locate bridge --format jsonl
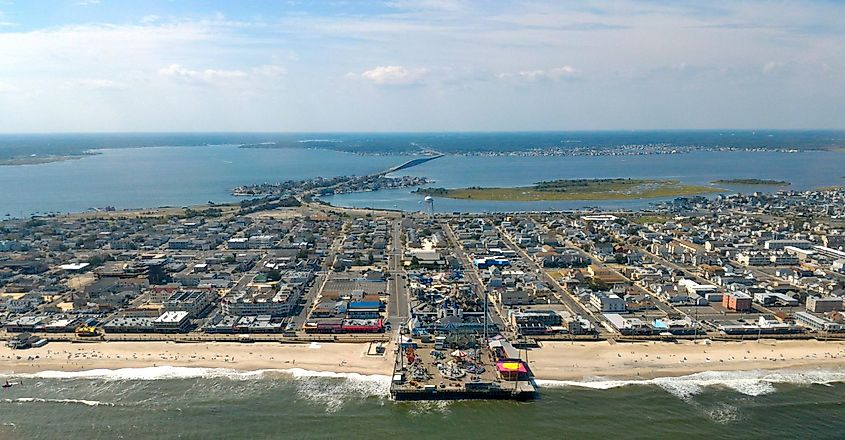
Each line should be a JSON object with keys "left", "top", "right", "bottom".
{"left": 380, "top": 153, "right": 444, "bottom": 175}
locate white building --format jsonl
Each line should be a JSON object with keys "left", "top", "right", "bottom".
{"left": 794, "top": 312, "right": 844, "bottom": 332}
{"left": 591, "top": 292, "right": 626, "bottom": 312}
{"left": 222, "top": 284, "right": 301, "bottom": 317}
{"left": 153, "top": 311, "right": 191, "bottom": 332}
{"left": 765, "top": 239, "right": 813, "bottom": 250}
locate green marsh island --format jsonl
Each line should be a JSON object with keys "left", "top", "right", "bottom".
{"left": 712, "top": 178, "right": 791, "bottom": 185}
{"left": 413, "top": 178, "right": 721, "bottom": 201}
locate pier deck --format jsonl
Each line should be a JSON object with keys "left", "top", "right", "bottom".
{"left": 389, "top": 342, "right": 537, "bottom": 401}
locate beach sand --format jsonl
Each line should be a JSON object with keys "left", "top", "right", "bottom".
{"left": 529, "top": 339, "right": 845, "bottom": 380}
{"left": 3, "top": 339, "right": 845, "bottom": 381}
{"left": 0, "top": 341, "right": 394, "bottom": 376}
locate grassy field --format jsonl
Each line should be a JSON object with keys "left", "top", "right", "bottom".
{"left": 416, "top": 179, "right": 721, "bottom": 201}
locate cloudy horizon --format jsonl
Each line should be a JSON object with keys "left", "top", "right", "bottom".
{"left": 0, "top": 0, "right": 843, "bottom": 133}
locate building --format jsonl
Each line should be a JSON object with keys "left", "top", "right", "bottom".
{"left": 603, "top": 313, "right": 651, "bottom": 335}
{"left": 498, "top": 288, "right": 532, "bottom": 306}
{"left": 794, "top": 312, "right": 844, "bottom": 332}
{"left": 737, "top": 252, "right": 773, "bottom": 266}
{"left": 222, "top": 284, "right": 301, "bottom": 317}
{"left": 346, "top": 301, "right": 382, "bottom": 319}
{"left": 162, "top": 288, "right": 215, "bottom": 318}
{"left": 765, "top": 239, "right": 813, "bottom": 251}
{"left": 103, "top": 316, "right": 156, "bottom": 333}
{"left": 590, "top": 292, "right": 626, "bottom": 312}
{"left": 723, "top": 292, "right": 753, "bottom": 312}
{"left": 153, "top": 311, "right": 191, "bottom": 332}
{"left": 806, "top": 296, "right": 844, "bottom": 313}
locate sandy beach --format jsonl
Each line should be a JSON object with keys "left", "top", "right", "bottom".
{"left": 0, "top": 341, "right": 394, "bottom": 376}
{"left": 3, "top": 339, "right": 845, "bottom": 381}
{"left": 529, "top": 339, "right": 845, "bottom": 380}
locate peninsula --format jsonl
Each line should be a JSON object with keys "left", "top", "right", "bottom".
{"left": 413, "top": 178, "right": 720, "bottom": 201}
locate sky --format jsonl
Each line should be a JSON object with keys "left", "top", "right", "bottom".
{"left": 0, "top": 0, "right": 843, "bottom": 132}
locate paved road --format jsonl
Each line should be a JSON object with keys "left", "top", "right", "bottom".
{"left": 440, "top": 221, "right": 507, "bottom": 334}
{"left": 496, "top": 225, "right": 609, "bottom": 334}
{"left": 294, "top": 234, "right": 343, "bottom": 329}
{"left": 386, "top": 220, "right": 409, "bottom": 328}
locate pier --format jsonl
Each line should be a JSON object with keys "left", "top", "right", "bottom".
{"left": 389, "top": 339, "right": 537, "bottom": 401}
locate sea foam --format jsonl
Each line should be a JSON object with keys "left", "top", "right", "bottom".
{"left": 535, "top": 368, "right": 845, "bottom": 400}
{"left": 9, "top": 365, "right": 390, "bottom": 383}
{"left": 3, "top": 397, "right": 114, "bottom": 407}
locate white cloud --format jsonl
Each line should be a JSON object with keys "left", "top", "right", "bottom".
{"left": 64, "top": 78, "right": 126, "bottom": 90}
{"left": 498, "top": 66, "right": 578, "bottom": 82}
{"left": 158, "top": 64, "right": 286, "bottom": 86}
{"left": 139, "top": 15, "right": 161, "bottom": 24}
{"left": 385, "top": 0, "right": 466, "bottom": 12}
{"left": 0, "top": 81, "right": 18, "bottom": 93}
{"left": 0, "top": 11, "right": 15, "bottom": 26}
{"left": 347, "top": 65, "right": 430, "bottom": 85}
{"left": 159, "top": 64, "right": 248, "bottom": 83}
{"left": 762, "top": 61, "right": 782, "bottom": 74}
{"left": 252, "top": 65, "right": 287, "bottom": 77}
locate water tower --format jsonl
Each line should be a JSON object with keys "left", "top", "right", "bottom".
{"left": 423, "top": 195, "right": 434, "bottom": 217}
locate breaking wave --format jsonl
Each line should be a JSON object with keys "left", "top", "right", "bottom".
{"left": 536, "top": 368, "right": 845, "bottom": 400}
{"left": 9, "top": 366, "right": 390, "bottom": 384}
{"left": 3, "top": 397, "right": 114, "bottom": 407}
{"left": 4, "top": 366, "right": 392, "bottom": 412}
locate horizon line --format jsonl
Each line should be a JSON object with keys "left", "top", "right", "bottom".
{"left": 1, "top": 128, "right": 844, "bottom": 136}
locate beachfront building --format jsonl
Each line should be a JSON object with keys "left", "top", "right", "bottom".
{"left": 794, "top": 312, "right": 845, "bottom": 332}
{"left": 590, "top": 291, "right": 626, "bottom": 312}
{"left": 222, "top": 284, "right": 301, "bottom": 317}
{"left": 162, "top": 288, "right": 215, "bottom": 318}
{"left": 153, "top": 311, "right": 191, "bottom": 332}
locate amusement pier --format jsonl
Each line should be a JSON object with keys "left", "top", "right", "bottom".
{"left": 389, "top": 336, "right": 537, "bottom": 401}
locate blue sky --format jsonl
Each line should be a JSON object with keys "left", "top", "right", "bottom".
{"left": 0, "top": 0, "right": 843, "bottom": 132}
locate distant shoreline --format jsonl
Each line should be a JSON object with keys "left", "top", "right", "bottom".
{"left": 712, "top": 178, "right": 791, "bottom": 186}
{"left": 0, "top": 152, "right": 99, "bottom": 166}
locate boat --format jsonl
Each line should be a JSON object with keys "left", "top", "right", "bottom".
{"left": 2, "top": 380, "right": 20, "bottom": 389}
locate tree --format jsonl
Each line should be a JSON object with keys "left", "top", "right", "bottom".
{"left": 267, "top": 269, "right": 282, "bottom": 282}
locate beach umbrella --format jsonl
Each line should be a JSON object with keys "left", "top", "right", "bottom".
{"left": 450, "top": 349, "right": 467, "bottom": 358}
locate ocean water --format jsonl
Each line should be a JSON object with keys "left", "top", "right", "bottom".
{"left": 0, "top": 146, "right": 412, "bottom": 217}
{"left": 2, "top": 140, "right": 845, "bottom": 217}
{"left": 324, "top": 150, "right": 845, "bottom": 212}
{"left": 3, "top": 367, "right": 845, "bottom": 439}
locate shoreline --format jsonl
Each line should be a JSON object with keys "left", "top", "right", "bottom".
{"left": 0, "top": 152, "right": 99, "bottom": 166}
{"left": 5, "top": 339, "right": 845, "bottom": 383}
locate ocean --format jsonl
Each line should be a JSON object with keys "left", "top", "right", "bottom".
{"left": 3, "top": 367, "right": 845, "bottom": 439}
{"left": 1, "top": 131, "right": 845, "bottom": 217}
